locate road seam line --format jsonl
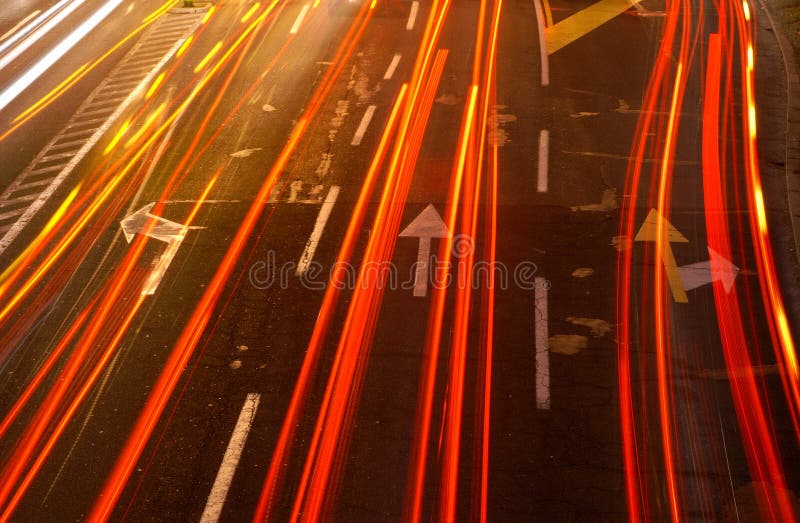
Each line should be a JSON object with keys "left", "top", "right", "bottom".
{"left": 535, "top": 277, "right": 550, "bottom": 410}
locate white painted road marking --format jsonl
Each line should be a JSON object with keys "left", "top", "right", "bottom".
{"left": 535, "top": 277, "right": 550, "bottom": 409}
{"left": 296, "top": 186, "right": 340, "bottom": 276}
{"left": 537, "top": 130, "right": 549, "bottom": 193}
{"left": 351, "top": 105, "right": 377, "bottom": 146}
{"left": 200, "top": 393, "right": 261, "bottom": 523}
{"left": 532, "top": 0, "right": 550, "bottom": 86}
{"left": 120, "top": 203, "right": 205, "bottom": 295}
{"left": 399, "top": 204, "right": 449, "bottom": 297}
{"left": 383, "top": 53, "right": 401, "bottom": 80}
{"left": 290, "top": 3, "right": 310, "bottom": 34}
{"left": 406, "top": 1, "right": 420, "bottom": 30}
{"left": 677, "top": 247, "right": 739, "bottom": 293}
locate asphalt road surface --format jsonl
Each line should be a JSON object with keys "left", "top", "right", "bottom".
{"left": 1, "top": 0, "right": 800, "bottom": 520}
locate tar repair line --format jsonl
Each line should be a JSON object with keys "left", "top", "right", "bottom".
{"left": 296, "top": 185, "right": 341, "bottom": 275}
{"left": 535, "top": 277, "right": 550, "bottom": 410}
{"left": 351, "top": 105, "right": 377, "bottom": 145}
{"left": 200, "top": 393, "right": 262, "bottom": 523}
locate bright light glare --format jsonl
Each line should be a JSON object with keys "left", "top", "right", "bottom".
{"left": 0, "top": 0, "right": 123, "bottom": 113}
{"left": 0, "top": 0, "right": 87, "bottom": 72}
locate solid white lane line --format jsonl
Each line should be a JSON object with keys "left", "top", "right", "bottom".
{"left": 534, "top": 277, "right": 550, "bottom": 410}
{"left": 531, "top": 0, "right": 550, "bottom": 86}
{"left": 200, "top": 393, "right": 262, "bottom": 523}
{"left": 296, "top": 186, "right": 340, "bottom": 276}
{"left": 351, "top": 105, "right": 377, "bottom": 146}
{"left": 290, "top": 3, "right": 311, "bottom": 34}
{"left": 406, "top": 1, "right": 420, "bottom": 30}
{"left": 537, "top": 130, "right": 549, "bottom": 193}
{"left": 383, "top": 53, "right": 401, "bottom": 80}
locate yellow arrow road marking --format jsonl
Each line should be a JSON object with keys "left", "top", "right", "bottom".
{"left": 635, "top": 208, "right": 689, "bottom": 303}
{"left": 545, "top": 0, "right": 642, "bottom": 55}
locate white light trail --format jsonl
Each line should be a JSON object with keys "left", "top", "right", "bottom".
{"left": 0, "top": 0, "right": 122, "bottom": 113}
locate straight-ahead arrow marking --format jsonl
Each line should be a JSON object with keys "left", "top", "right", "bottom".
{"left": 634, "top": 208, "right": 689, "bottom": 303}
{"left": 399, "top": 204, "right": 449, "bottom": 297}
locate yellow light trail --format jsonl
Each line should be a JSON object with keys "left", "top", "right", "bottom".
{"left": 103, "top": 119, "right": 131, "bottom": 154}
{"left": 124, "top": 103, "right": 166, "bottom": 148}
{"left": 242, "top": 2, "right": 261, "bottom": 22}
{"left": 194, "top": 41, "right": 223, "bottom": 73}
{"left": 176, "top": 35, "right": 193, "bottom": 57}
{"left": 145, "top": 72, "right": 165, "bottom": 99}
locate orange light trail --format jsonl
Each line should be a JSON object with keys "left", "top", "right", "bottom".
{"left": 253, "top": 83, "right": 408, "bottom": 521}
{"left": 439, "top": 83, "right": 480, "bottom": 522}
{"left": 615, "top": 0, "right": 683, "bottom": 517}
{"left": 702, "top": 31, "right": 796, "bottom": 522}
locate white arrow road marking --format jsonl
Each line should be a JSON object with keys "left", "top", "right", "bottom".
{"left": 296, "top": 186, "right": 340, "bottom": 276}
{"left": 535, "top": 277, "right": 550, "bottom": 410}
{"left": 120, "top": 203, "right": 186, "bottom": 243}
{"left": 200, "top": 393, "right": 261, "bottom": 523}
{"left": 399, "top": 204, "right": 449, "bottom": 297}
{"left": 677, "top": 247, "right": 739, "bottom": 293}
{"left": 120, "top": 203, "right": 203, "bottom": 295}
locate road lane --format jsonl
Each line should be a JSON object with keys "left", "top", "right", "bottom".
{"left": 1, "top": 0, "right": 799, "bottom": 521}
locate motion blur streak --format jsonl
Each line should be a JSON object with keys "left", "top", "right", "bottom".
{"left": 0, "top": 0, "right": 275, "bottom": 335}
{"left": 93, "top": 0, "right": 377, "bottom": 515}
{"left": 440, "top": 84, "right": 479, "bottom": 522}
{"left": 472, "top": 2, "right": 501, "bottom": 520}
{"left": 616, "top": 0, "right": 682, "bottom": 518}
{"left": 702, "top": 31, "right": 795, "bottom": 522}
{"left": 734, "top": 0, "right": 800, "bottom": 442}
{"left": 290, "top": 49, "right": 450, "bottom": 523}
{"left": 0, "top": 0, "right": 87, "bottom": 73}
{"left": 253, "top": 84, "right": 409, "bottom": 521}
{"left": 1, "top": 0, "right": 177, "bottom": 142}
{"left": 88, "top": 115, "right": 305, "bottom": 521}
{"left": 654, "top": 59, "right": 686, "bottom": 523}
{"left": 0, "top": 299, "right": 93, "bottom": 440}
{"left": 0, "top": 0, "right": 123, "bottom": 113}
